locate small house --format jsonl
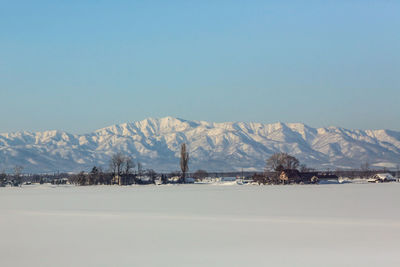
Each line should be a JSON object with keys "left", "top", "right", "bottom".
{"left": 368, "top": 173, "right": 396, "bottom": 183}
{"left": 280, "top": 170, "right": 338, "bottom": 184}
{"left": 315, "top": 173, "right": 339, "bottom": 183}
{"left": 279, "top": 169, "right": 301, "bottom": 183}
{"left": 112, "top": 175, "right": 122, "bottom": 185}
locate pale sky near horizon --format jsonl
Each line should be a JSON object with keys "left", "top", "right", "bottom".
{"left": 1, "top": 0, "right": 399, "bottom": 133}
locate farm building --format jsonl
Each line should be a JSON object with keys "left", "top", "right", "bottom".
{"left": 279, "top": 170, "right": 338, "bottom": 184}
{"left": 368, "top": 173, "right": 396, "bottom": 183}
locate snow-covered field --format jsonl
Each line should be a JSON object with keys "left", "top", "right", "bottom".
{"left": 1, "top": 183, "right": 400, "bottom": 267}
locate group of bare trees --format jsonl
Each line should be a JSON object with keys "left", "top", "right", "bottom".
{"left": 109, "top": 153, "right": 137, "bottom": 185}
{"left": 265, "top": 152, "right": 300, "bottom": 172}
{"left": 253, "top": 152, "right": 304, "bottom": 185}
{"left": 68, "top": 166, "right": 157, "bottom": 186}
{"left": 68, "top": 145, "right": 190, "bottom": 186}
{"left": 0, "top": 171, "right": 7, "bottom": 187}
{"left": 67, "top": 152, "right": 143, "bottom": 185}
{"left": 69, "top": 168, "right": 112, "bottom": 186}
{"left": 3, "top": 146, "right": 398, "bottom": 187}
{"left": 0, "top": 165, "right": 25, "bottom": 187}
{"left": 259, "top": 152, "right": 400, "bottom": 184}
{"left": 360, "top": 161, "right": 374, "bottom": 178}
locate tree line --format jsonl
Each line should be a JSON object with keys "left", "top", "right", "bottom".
{"left": 69, "top": 143, "right": 191, "bottom": 185}
{"left": 1, "top": 145, "right": 399, "bottom": 187}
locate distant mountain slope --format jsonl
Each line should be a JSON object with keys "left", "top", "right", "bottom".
{"left": 0, "top": 117, "right": 399, "bottom": 173}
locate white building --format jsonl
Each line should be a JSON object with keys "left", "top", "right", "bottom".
{"left": 367, "top": 173, "right": 396, "bottom": 183}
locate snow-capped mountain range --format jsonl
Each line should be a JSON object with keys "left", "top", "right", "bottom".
{"left": 1, "top": 117, "right": 399, "bottom": 173}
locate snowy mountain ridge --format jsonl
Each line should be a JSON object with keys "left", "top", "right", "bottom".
{"left": 1, "top": 117, "right": 399, "bottom": 173}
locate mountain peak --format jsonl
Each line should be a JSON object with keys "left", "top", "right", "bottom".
{"left": 0, "top": 117, "right": 399, "bottom": 173}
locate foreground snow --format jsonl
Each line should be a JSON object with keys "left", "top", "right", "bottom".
{"left": 1, "top": 183, "right": 400, "bottom": 267}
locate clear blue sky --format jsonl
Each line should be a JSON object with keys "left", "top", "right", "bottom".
{"left": 1, "top": 0, "right": 399, "bottom": 133}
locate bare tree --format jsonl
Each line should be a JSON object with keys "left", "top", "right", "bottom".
{"left": 109, "top": 152, "right": 125, "bottom": 185}
{"left": 284, "top": 154, "right": 299, "bottom": 170}
{"left": 0, "top": 170, "right": 7, "bottom": 187}
{"left": 180, "top": 143, "right": 189, "bottom": 183}
{"left": 89, "top": 166, "right": 99, "bottom": 185}
{"left": 69, "top": 171, "right": 87, "bottom": 185}
{"left": 137, "top": 162, "right": 143, "bottom": 177}
{"left": 110, "top": 153, "right": 125, "bottom": 177}
{"left": 266, "top": 152, "right": 299, "bottom": 171}
{"left": 13, "top": 165, "right": 24, "bottom": 186}
{"left": 146, "top": 169, "right": 157, "bottom": 184}
{"left": 122, "top": 156, "right": 135, "bottom": 185}
{"left": 360, "top": 161, "right": 371, "bottom": 178}
{"left": 124, "top": 156, "right": 135, "bottom": 176}
{"left": 77, "top": 171, "right": 87, "bottom": 186}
